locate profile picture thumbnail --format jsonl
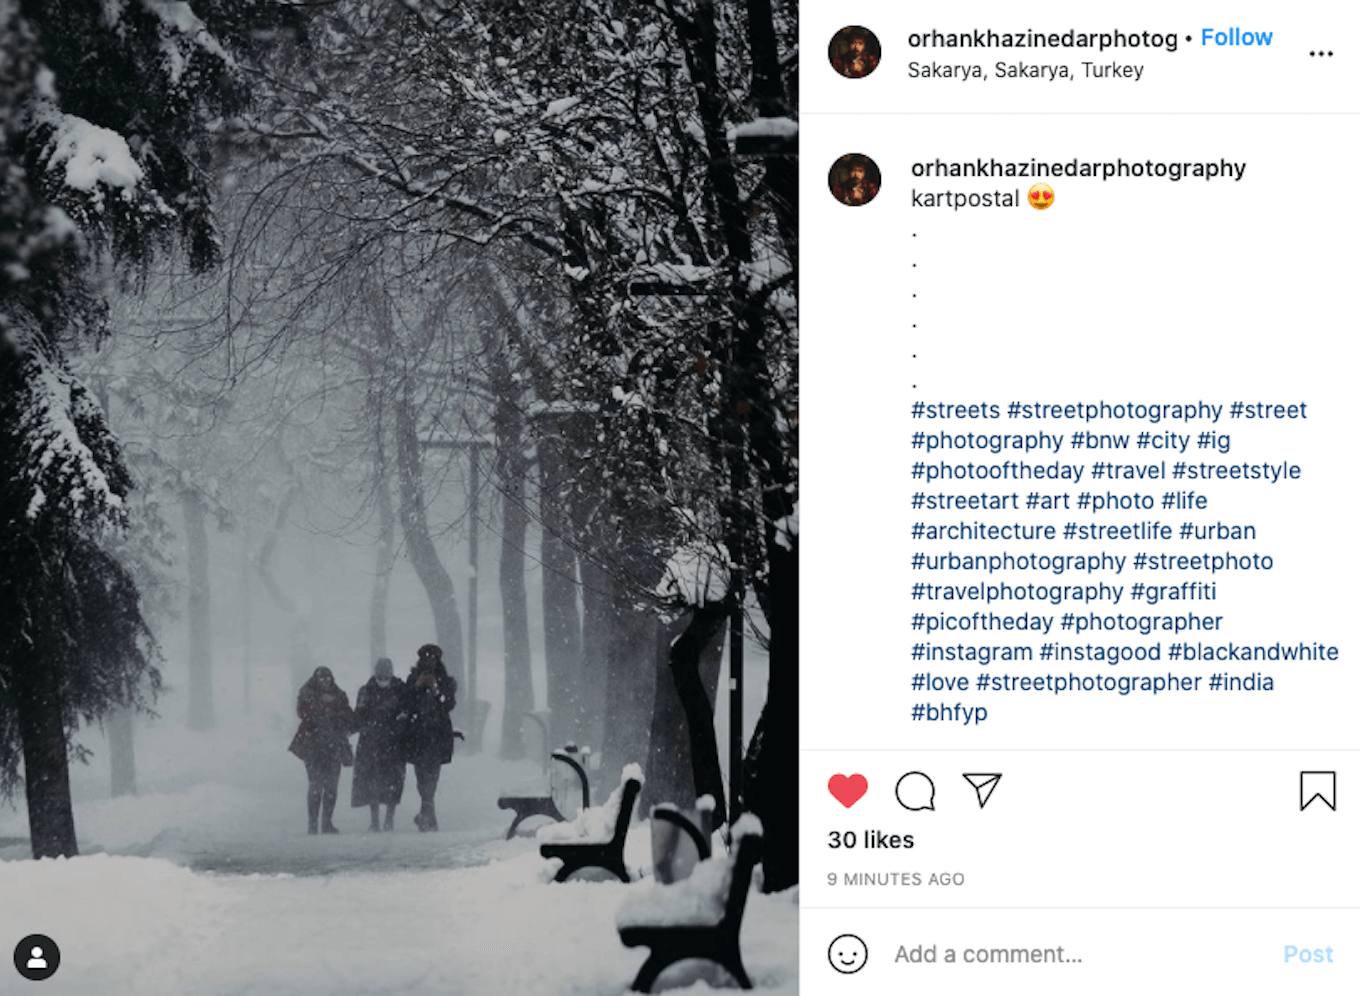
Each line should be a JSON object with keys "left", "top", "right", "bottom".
{"left": 828, "top": 153, "right": 881, "bottom": 207}
{"left": 829, "top": 25, "right": 881, "bottom": 79}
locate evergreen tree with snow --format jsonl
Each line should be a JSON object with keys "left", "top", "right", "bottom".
{"left": 0, "top": 0, "right": 301, "bottom": 858}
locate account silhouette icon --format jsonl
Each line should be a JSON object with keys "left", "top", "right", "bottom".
{"left": 13, "top": 934, "right": 60, "bottom": 981}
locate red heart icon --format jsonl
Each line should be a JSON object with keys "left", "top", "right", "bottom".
{"left": 1043, "top": 190, "right": 1052, "bottom": 201}
{"left": 1030, "top": 190, "right": 1042, "bottom": 200}
{"left": 828, "top": 773, "right": 868, "bottom": 808}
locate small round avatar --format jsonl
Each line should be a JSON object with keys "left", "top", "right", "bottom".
{"left": 13, "top": 934, "right": 61, "bottom": 981}
{"left": 828, "top": 933, "right": 869, "bottom": 974}
{"left": 828, "top": 153, "right": 881, "bottom": 207}
{"left": 829, "top": 26, "right": 881, "bottom": 79}
{"left": 1029, "top": 183, "right": 1055, "bottom": 210}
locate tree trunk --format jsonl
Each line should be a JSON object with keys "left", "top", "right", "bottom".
{"left": 392, "top": 382, "right": 465, "bottom": 689}
{"left": 537, "top": 427, "right": 583, "bottom": 746}
{"left": 661, "top": 601, "right": 732, "bottom": 826}
{"left": 601, "top": 596, "right": 658, "bottom": 781}
{"left": 107, "top": 707, "right": 136, "bottom": 798}
{"left": 577, "top": 553, "right": 613, "bottom": 752}
{"left": 254, "top": 484, "right": 298, "bottom": 615}
{"left": 369, "top": 462, "right": 396, "bottom": 663}
{"left": 644, "top": 611, "right": 725, "bottom": 812}
{"left": 183, "top": 488, "right": 213, "bottom": 730}
{"left": 744, "top": 537, "right": 798, "bottom": 891}
{"left": 497, "top": 429, "right": 533, "bottom": 760}
{"left": 744, "top": 0, "right": 797, "bottom": 258}
{"left": 240, "top": 520, "right": 252, "bottom": 715}
{"left": 13, "top": 643, "right": 79, "bottom": 858}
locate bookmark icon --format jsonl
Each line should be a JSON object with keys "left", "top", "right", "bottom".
{"left": 1300, "top": 771, "right": 1337, "bottom": 812}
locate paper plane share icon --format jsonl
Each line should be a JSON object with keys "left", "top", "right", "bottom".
{"left": 963, "top": 773, "right": 1002, "bottom": 809}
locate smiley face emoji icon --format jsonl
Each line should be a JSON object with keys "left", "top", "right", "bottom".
{"left": 828, "top": 934, "right": 869, "bottom": 974}
{"left": 1028, "top": 183, "right": 1055, "bottom": 210}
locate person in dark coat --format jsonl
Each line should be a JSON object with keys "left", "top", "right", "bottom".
{"left": 288, "top": 666, "right": 354, "bottom": 834}
{"left": 351, "top": 657, "right": 406, "bottom": 831}
{"left": 405, "top": 644, "right": 458, "bottom": 832}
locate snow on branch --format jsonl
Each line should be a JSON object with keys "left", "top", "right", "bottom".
{"left": 44, "top": 113, "right": 145, "bottom": 204}
{"left": 656, "top": 541, "right": 730, "bottom": 607}
{"left": 731, "top": 116, "right": 797, "bottom": 140}
{"left": 139, "top": 0, "right": 233, "bottom": 72}
{"left": 4, "top": 322, "right": 129, "bottom": 530}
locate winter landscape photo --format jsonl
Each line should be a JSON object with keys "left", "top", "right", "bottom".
{"left": 0, "top": 2, "right": 799, "bottom": 994}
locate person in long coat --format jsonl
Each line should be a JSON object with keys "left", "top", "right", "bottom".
{"left": 351, "top": 657, "right": 406, "bottom": 831}
{"left": 405, "top": 644, "right": 458, "bottom": 832}
{"left": 288, "top": 666, "right": 354, "bottom": 834}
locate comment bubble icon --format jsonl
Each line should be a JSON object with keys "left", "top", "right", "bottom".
{"left": 895, "top": 771, "right": 936, "bottom": 811}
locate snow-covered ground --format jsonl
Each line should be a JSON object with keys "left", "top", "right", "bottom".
{"left": 0, "top": 711, "right": 796, "bottom": 995}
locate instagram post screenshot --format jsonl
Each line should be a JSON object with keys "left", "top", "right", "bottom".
{"left": 1, "top": 1, "right": 1355, "bottom": 994}
{"left": 0, "top": 1, "right": 796, "bottom": 994}
{"left": 804, "top": 1, "right": 1357, "bottom": 994}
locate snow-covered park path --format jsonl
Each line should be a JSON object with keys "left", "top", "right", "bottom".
{"left": 0, "top": 713, "right": 798, "bottom": 995}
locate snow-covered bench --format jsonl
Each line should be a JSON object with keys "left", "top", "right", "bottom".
{"left": 538, "top": 766, "right": 642, "bottom": 883}
{"left": 616, "top": 816, "right": 762, "bottom": 992}
{"left": 497, "top": 745, "right": 589, "bottom": 840}
{"left": 650, "top": 801, "right": 713, "bottom": 884}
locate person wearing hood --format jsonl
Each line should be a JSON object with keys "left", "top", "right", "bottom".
{"left": 288, "top": 666, "right": 354, "bottom": 834}
{"left": 404, "top": 644, "right": 458, "bottom": 832}
{"left": 351, "top": 657, "right": 407, "bottom": 831}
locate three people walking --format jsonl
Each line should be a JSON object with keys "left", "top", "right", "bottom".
{"left": 289, "top": 646, "right": 458, "bottom": 834}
